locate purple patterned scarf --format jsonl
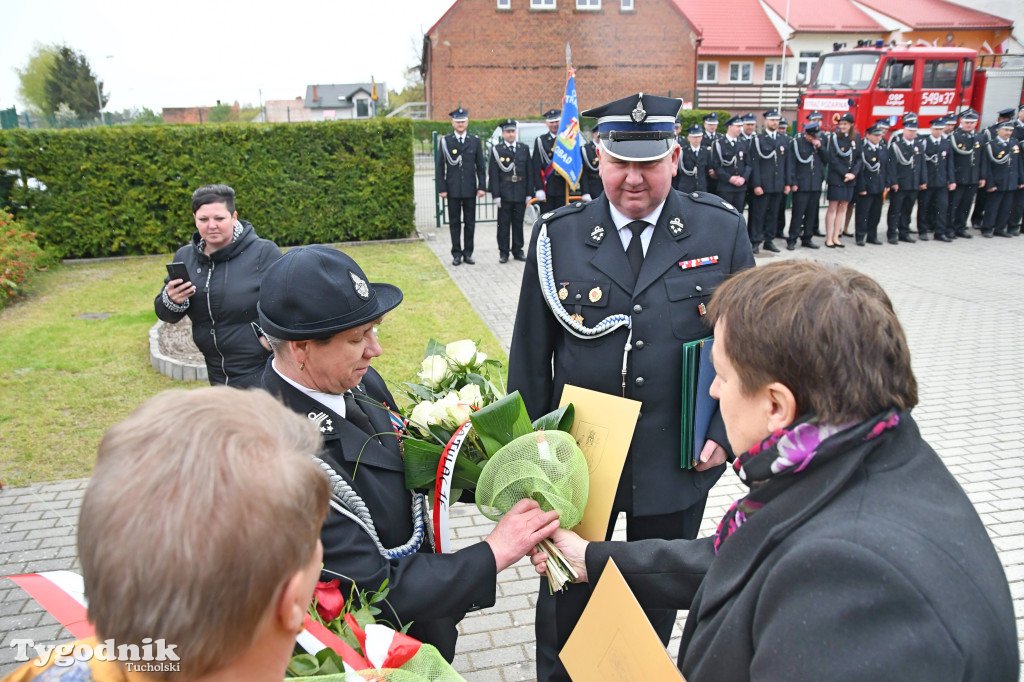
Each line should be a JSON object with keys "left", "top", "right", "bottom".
{"left": 713, "top": 409, "right": 900, "bottom": 553}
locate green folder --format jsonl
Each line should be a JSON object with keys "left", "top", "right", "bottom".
{"left": 681, "top": 336, "right": 717, "bottom": 468}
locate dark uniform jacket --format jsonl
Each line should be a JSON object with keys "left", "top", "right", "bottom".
{"left": 261, "top": 365, "right": 497, "bottom": 661}
{"left": 530, "top": 132, "right": 567, "bottom": 201}
{"left": 580, "top": 140, "right": 602, "bottom": 199}
{"left": 855, "top": 141, "right": 888, "bottom": 194}
{"left": 981, "top": 136, "right": 1020, "bottom": 192}
{"left": 749, "top": 131, "right": 789, "bottom": 193}
{"left": 1013, "top": 120, "right": 1024, "bottom": 143}
{"left": 155, "top": 220, "right": 281, "bottom": 387}
{"left": 508, "top": 191, "right": 755, "bottom": 517}
{"left": 789, "top": 136, "right": 826, "bottom": 191}
{"left": 587, "top": 414, "right": 1017, "bottom": 681}
{"left": 434, "top": 132, "right": 486, "bottom": 198}
{"left": 951, "top": 128, "right": 983, "bottom": 184}
{"left": 922, "top": 134, "right": 955, "bottom": 187}
{"left": 711, "top": 137, "right": 751, "bottom": 188}
{"left": 825, "top": 133, "right": 861, "bottom": 186}
{"left": 700, "top": 129, "right": 721, "bottom": 151}
{"left": 887, "top": 135, "right": 926, "bottom": 188}
{"left": 487, "top": 140, "right": 531, "bottom": 202}
{"left": 673, "top": 144, "right": 710, "bottom": 193}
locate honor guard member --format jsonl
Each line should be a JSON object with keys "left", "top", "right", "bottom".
{"left": 531, "top": 108, "right": 566, "bottom": 213}
{"left": 980, "top": 120, "right": 1020, "bottom": 237}
{"left": 1006, "top": 105, "right": 1024, "bottom": 235}
{"left": 886, "top": 113, "right": 926, "bottom": 244}
{"left": 875, "top": 118, "right": 892, "bottom": 148}
{"left": 435, "top": 107, "right": 486, "bottom": 266}
{"left": 673, "top": 124, "right": 710, "bottom": 193}
{"left": 774, "top": 117, "right": 791, "bottom": 243}
{"left": 580, "top": 128, "right": 603, "bottom": 201}
{"left": 855, "top": 123, "right": 888, "bottom": 245}
{"left": 972, "top": 107, "right": 1016, "bottom": 229}
{"left": 787, "top": 122, "right": 825, "bottom": 250}
{"left": 741, "top": 112, "right": 757, "bottom": 144}
{"left": 949, "top": 110, "right": 982, "bottom": 239}
{"left": 713, "top": 115, "right": 752, "bottom": 243}
{"left": 823, "top": 112, "right": 861, "bottom": 247}
{"left": 701, "top": 112, "right": 721, "bottom": 194}
{"left": 489, "top": 118, "right": 532, "bottom": 263}
{"left": 748, "top": 109, "right": 790, "bottom": 252}
{"left": 508, "top": 92, "right": 754, "bottom": 682}
{"left": 941, "top": 115, "right": 956, "bottom": 139}
{"left": 917, "top": 117, "right": 956, "bottom": 241}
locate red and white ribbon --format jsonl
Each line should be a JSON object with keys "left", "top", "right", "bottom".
{"left": 432, "top": 418, "right": 473, "bottom": 554}
{"left": 7, "top": 571, "right": 94, "bottom": 639}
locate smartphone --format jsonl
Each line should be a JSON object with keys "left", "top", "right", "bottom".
{"left": 165, "top": 262, "right": 192, "bottom": 286}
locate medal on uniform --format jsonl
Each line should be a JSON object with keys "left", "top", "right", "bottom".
{"left": 571, "top": 313, "right": 584, "bottom": 324}
{"left": 452, "top": 148, "right": 458, "bottom": 154}
{"left": 698, "top": 302, "right": 707, "bottom": 316}
{"left": 588, "top": 287, "right": 602, "bottom": 303}
{"left": 558, "top": 286, "right": 568, "bottom": 300}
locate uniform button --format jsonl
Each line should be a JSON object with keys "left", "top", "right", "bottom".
{"left": 695, "top": 285, "right": 703, "bottom": 292}
{"left": 635, "top": 340, "right": 644, "bottom": 349}
{"left": 633, "top": 304, "right": 642, "bottom": 313}
{"left": 575, "top": 293, "right": 582, "bottom": 300}
{"left": 635, "top": 377, "right": 645, "bottom": 386}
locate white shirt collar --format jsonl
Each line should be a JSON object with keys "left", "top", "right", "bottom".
{"left": 271, "top": 357, "right": 348, "bottom": 418}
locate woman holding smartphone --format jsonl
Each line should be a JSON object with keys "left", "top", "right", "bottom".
{"left": 155, "top": 184, "right": 282, "bottom": 388}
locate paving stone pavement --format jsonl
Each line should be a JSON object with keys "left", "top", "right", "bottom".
{"left": 2, "top": 170, "right": 1022, "bottom": 679}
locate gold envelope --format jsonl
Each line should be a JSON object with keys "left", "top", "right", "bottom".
{"left": 558, "top": 385, "right": 640, "bottom": 542}
{"left": 560, "top": 558, "right": 685, "bottom": 681}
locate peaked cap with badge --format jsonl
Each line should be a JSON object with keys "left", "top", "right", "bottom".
{"left": 582, "top": 92, "right": 682, "bottom": 162}
{"left": 449, "top": 107, "right": 469, "bottom": 121}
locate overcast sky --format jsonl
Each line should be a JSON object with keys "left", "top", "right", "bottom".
{"left": 2, "top": 0, "right": 457, "bottom": 113}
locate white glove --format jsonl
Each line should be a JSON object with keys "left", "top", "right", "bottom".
{"left": 582, "top": 193, "right": 592, "bottom": 202}
{"left": 535, "top": 190, "right": 547, "bottom": 201}
{"left": 495, "top": 197, "right": 502, "bottom": 208}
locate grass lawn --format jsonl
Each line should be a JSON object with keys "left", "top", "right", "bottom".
{"left": 0, "top": 242, "right": 506, "bottom": 487}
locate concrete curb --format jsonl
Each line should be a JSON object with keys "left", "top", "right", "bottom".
{"left": 148, "top": 321, "right": 207, "bottom": 382}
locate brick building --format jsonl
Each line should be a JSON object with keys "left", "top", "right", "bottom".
{"left": 160, "top": 102, "right": 240, "bottom": 124}
{"left": 421, "top": 0, "right": 701, "bottom": 120}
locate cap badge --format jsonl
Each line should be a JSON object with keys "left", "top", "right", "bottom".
{"left": 590, "top": 225, "right": 605, "bottom": 243}
{"left": 308, "top": 411, "right": 334, "bottom": 434}
{"left": 349, "top": 271, "right": 370, "bottom": 300}
{"left": 631, "top": 94, "right": 648, "bottom": 124}
{"left": 669, "top": 217, "right": 686, "bottom": 236}
{"left": 589, "top": 286, "right": 603, "bottom": 303}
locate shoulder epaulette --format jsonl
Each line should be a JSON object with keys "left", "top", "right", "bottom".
{"left": 539, "top": 201, "right": 588, "bottom": 225}
{"left": 683, "top": 190, "right": 741, "bottom": 216}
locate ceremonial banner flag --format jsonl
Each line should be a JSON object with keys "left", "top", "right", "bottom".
{"left": 551, "top": 68, "right": 583, "bottom": 191}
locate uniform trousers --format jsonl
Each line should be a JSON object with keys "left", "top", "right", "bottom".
{"left": 496, "top": 200, "right": 526, "bottom": 257}
{"left": 446, "top": 196, "right": 476, "bottom": 258}
{"left": 1008, "top": 187, "right": 1024, "bottom": 233}
{"left": 949, "top": 184, "right": 979, "bottom": 233}
{"left": 855, "top": 192, "right": 883, "bottom": 242}
{"left": 971, "top": 187, "right": 988, "bottom": 227}
{"left": 918, "top": 186, "right": 950, "bottom": 237}
{"left": 887, "top": 189, "right": 918, "bottom": 240}
{"left": 748, "top": 192, "right": 783, "bottom": 245}
{"left": 789, "top": 190, "right": 820, "bottom": 244}
{"left": 982, "top": 190, "right": 1014, "bottom": 234}
{"left": 717, "top": 187, "right": 747, "bottom": 221}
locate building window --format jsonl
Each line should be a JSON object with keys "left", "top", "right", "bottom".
{"left": 497, "top": 0, "right": 510, "bottom": 7}
{"left": 621, "top": 0, "right": 634, "bottom": 9}
{"left": 577, "top": 0, "right": 600, "bottom": 8}
{"left": 355, "top": 98, "right": 370, "bottom": 118}
{"left": 729, "top": 62, "right": 753, "bottom": 84}
{"left": 697, "top": 62, "right": 718, "bottom": 84}
{"left": 531, "top": 0, "right": 556, "bottom": 8}
{"left": 764, "top": 62, "right": 784, "bottom": 83}
{"left": 797, "top": 51, "right": 820, "bottom": 84}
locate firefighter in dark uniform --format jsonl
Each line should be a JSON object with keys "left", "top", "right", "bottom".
{"left": 489, "top": 118, "right": 532, "bottom": 263}
{"left": 823, "top": 112, "right": 861, "bottom": 247}
{"left": 949, "top": 109, "right": 982, "bottom": 239}
{"left": 672, "top": 124, "right": 710, "bottom": 193}
{"left": 787, "top": 122, "right": 825, "bottom": 250}
{"left": 435, "top": 107, "right": 486, "bottom": 266}
{"left": 701, "top": 112, "right": 722, "bottom": 195}
{"left": 875, "top": 118, "right": 891, "bottom": 148}
{"left": 917, "top": 117, "right": 956, "bottom": 241}
{"left": 531, "top": 108, "right": 566, "bottom": 213}
{"left": 580, "top": 128, "right": 602, "bottom": 201}
{"left": 713, "top": 115, "right": 752, "bottom": 246}
{"left": 774, "top": 117, "right": 792, "bottom": 242}
{"left": 748, "top": 109, "right": 790, "bottom": 253}
{"left": 971, "top": 107, "right": 1015, "bottom": 229}
{"left": 508, "top": 92, "right": 755, "bottom": 682}
{"left": 854, "top": 123, "right": 888, "bottom": 245}
{"left": 1007, "top": 105, "right": 1024, "bottom": 235}
{"left": 980, "top": 120, "right": 1021, "bottom": 238}
{"left": 886, "top": 113, "right": 926, "bottom": 244}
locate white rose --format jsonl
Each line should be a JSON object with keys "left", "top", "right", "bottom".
{"left": 445, "top": 399, "right": 472, "bottom": 429}
{"left": 429, "top": 393, "right": 458, "bottom": 425}
{"left": 409, "top": 400, "right": 437, "bottom": 429}
{"left": 446, "top": 339, "right": 487, "bottom": 367}
{"left": 417, "top": 355, "right": 449, "bottom": 388}
{"left": 458, "top": 383, "right": 484, "bottom": 409}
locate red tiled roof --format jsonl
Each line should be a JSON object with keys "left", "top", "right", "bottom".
{"left": 675, "top": 0, "right": 792, "bottom": 56}
{"left": 762, "top": 0, "right": 884, "bottom": 32}
{"left": 854, "top": 0, "right": 1012, "bottom": 30}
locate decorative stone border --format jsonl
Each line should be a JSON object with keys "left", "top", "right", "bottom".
{"left": 149, "top": 321, "right": 208, "bottom": 382}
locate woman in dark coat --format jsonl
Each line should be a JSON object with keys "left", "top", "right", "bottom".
{"left": 155, "top": 184, "right": 282, "bottom": 387}
{"left": 534, "top": 261, "right": 1017, "bottom": 681}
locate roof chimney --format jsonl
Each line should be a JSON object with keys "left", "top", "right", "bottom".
{"left": 313, "top": 85, "right": 318, "bottom": 101}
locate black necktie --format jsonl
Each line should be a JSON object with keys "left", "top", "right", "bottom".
{"left": 344, "top": 391, "right": 376, "bottom": 439}
{"left": 625, "top": 221, "right": 647, "bottom": 279}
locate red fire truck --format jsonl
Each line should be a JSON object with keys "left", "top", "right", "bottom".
{"left": 796, "top": 43, "right": 1024, "bottom": 132}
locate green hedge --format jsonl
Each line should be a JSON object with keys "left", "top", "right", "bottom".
{"left": 0, "top": 119, "right": 415, "bottom": 258}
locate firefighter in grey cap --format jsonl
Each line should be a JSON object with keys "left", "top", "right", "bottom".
{"left": 508, "top": 93, "right": 754, "bottom": 682}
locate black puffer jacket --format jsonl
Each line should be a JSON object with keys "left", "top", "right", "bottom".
{"left": 155, "top": 220, "right": 282, "bottom": 387}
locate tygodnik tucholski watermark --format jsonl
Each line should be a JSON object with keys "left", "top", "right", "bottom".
{"left": 10, "top": 637, "right": 180, "bottom": 670}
